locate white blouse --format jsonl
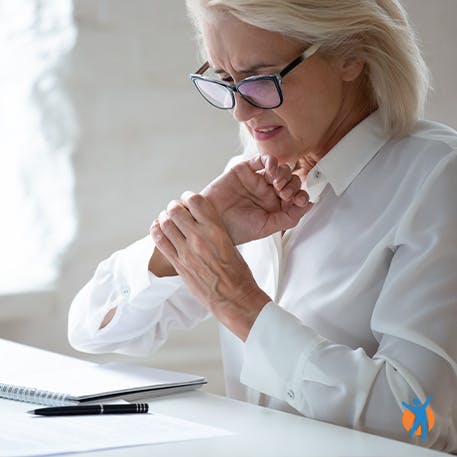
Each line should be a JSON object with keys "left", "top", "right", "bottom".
{"left": 68, "top": 111, "right": 457, "bottom": 452}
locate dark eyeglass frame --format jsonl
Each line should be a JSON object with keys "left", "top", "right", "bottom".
{"left": 189, "top": 44, "right": 320, "bottom": 110}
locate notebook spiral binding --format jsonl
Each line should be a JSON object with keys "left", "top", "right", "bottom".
{"left": 0, "top": 383, "right": 78, "bottom": 406}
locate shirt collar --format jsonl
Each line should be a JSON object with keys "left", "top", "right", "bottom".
{"left": 305, "top": 110, "right": 391, "bottom": 203}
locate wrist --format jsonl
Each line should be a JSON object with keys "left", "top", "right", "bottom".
{"left": 148, "top": 247, "right": 178, "bottom": 277}
{"left": 225, "top": 287, "right": 271, "bottom": 342}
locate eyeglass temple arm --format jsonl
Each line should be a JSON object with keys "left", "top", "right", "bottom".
{"left": 279, "top": 43, "right": 320, "bottom": 77}
{"left": 195, "top": 61, "right": 210, "bottom": 75}
{"left": 304, "top": 43, "right": 320, "bottom": 59}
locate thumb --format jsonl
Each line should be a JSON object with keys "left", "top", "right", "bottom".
{"left": 249, "top": 154, "right": 279, "bottom": 185}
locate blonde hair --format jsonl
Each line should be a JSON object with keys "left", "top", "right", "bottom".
{"left": 186, "top": 0, "right": 431, "bottom": 138}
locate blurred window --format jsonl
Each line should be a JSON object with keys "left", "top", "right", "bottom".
{"left": 0, "top": 0, "right": 77, "bottom": 294}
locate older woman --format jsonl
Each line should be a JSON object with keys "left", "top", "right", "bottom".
{"left": 68, "top": 0, "right": 457, "bottom": 451}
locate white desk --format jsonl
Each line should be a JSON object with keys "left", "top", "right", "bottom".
{"left": 0, "top": 339, "right": 448, "bottom": 457}
{"left": 99, "top": 392, "right": 450, "bottom": 457}
{"left": 1, "top": 389, "right": 447, "bottom": 457}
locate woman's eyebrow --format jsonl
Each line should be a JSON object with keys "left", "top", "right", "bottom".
{"left": 214, "top": 63, "right": 277, "bottom": 76}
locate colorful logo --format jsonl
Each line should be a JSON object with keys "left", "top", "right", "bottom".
{"left": 401, "top": 396, "right": 435, "bottom": 442}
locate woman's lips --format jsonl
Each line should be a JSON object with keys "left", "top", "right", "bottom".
{"left": 251, "top": 126, "right": 283, "bottom": 141}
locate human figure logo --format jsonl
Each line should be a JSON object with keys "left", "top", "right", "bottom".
{"left": 401, "top": 396, "right": 435, "bottom": 442}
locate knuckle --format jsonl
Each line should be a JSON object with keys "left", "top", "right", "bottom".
{"left": 154, "top": 232, "right": 167, "bottom": 246}
{"left": 151, "top": 226, "right": 168, "bottom": 247}
{"left": 187, "top": 193, "right": 205, "bottom": 207}
{"left": 160, "top": 217, "right": 175, "bottom": 231}
{"left": 166, "top": 203, "right": 183, "bottom": 218}
{"left": 166, "top": 198, "right": 179, "bottom": 209}
{"left": 181, "top": 190, "right": 195, "bottom": 200}
{"left": 185, "top": 194, "right": 206, "bottom": 209}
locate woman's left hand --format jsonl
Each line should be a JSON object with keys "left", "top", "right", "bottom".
{"left": 150, "top": 193, "right": 271, "bottom": 341}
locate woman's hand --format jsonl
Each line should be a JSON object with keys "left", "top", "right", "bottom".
{"left": 201, "top": 154, "right": 312, "bottom": 245}
{"left": 150, "top": 195, "right": 271, "bottom": 341}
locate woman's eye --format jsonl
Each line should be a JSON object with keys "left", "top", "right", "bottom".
{"left": 221, "top": 76, "right": 233, "bottom": 83}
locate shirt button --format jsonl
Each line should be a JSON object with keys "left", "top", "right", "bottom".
{"left": 287, "top": 389, "right": 295, "bottom": 400}
{"left": 313, "top": 170, "right": 321, "bottom": 179}
{"left": 121, "top": 287, "right": 130, "bottom": 296}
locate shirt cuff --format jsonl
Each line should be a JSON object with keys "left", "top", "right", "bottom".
{"left": 240, "top": 301, "right": 325, "bottom": 403}
{"left": 94, "top": 236, "right": 184, "bottom": 338}
{"left": 111, "top": 235, "right": 183, "bottom": 309}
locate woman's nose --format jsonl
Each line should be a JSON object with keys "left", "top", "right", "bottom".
{"left": 231, "top": 93, "right": 263, "bottom": 123}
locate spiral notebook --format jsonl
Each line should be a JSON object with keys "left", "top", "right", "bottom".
{"left": 0, "top": 339, "right": 206, "bottom": 407}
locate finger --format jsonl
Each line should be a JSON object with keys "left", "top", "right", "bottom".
{"left": 265, "top": 155, "right": 278, "bottom": 177}
{"left": 248, "top": 154, "right": 265, "bottom": 173}
{"left": 264, "top": 155, "right": 279, "bottom": 184}
{"left": 181, "top": 190, "right": 196, "bottom": 200}
{"left": 292, "top": 189, "right": 311, "bottom": 207}
{"left": 248, "top": 154, "right": 277, "bottom": 182}
{"left": 150, "top": 218, "right": 178, "bottom": 261}
{"left": 277, "top": 174, "right": 302, "bottom": 201}
{"left": 180, "top": 192, "right": 219, "bottom": 224}
{"left": 236, "top": 159, "right": 267, "bottom": 186}
{"left": 275, "top": 195, "right": 313, "bottom": 229}
{"left": 284, "top": 195, "right": 313, "bottom": 220}
{"left": 166, "top": 200, "right": 197, "bottom": 237}
{"left": 273, "top": 164, "right": 294, "bottom": 191}
{"left": 158, "top": 209, "right": 186, "bottom": 249}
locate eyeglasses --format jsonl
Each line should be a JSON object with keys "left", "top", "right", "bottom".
{"left": 189, "top": 44, "right": 319, "bottom": 110}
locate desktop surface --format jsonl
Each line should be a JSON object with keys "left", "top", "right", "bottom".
{"left": 2, "top": 390, "right": 447, "bottom": 457}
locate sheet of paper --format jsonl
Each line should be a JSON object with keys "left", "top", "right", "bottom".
{"left": 0, "top": 401, "right": 233, "bottom": 456}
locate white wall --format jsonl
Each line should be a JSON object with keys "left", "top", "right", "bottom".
{"left": 1, "top": 0, "right": 456, "bottom": 396}
{"left": 401, "top": 0, "right": 457, "bottom": 129}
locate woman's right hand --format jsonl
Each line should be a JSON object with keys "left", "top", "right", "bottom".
{"left": 199, "top": 154, "right": 312, "bottom": 245}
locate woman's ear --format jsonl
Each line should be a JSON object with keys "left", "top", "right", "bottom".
{"left": 340, "top": 55, "right": 366, "bottom": 82}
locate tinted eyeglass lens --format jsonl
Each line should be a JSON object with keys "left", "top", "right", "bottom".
{"left": 194, "top": 79, "right": 233, "bottom": 108}
{"left": 238, "top": 79, "right": 280, "bottom": 108}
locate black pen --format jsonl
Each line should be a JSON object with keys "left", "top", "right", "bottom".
{"left": 27, "top": 403, "right": 149, "bottom": 416}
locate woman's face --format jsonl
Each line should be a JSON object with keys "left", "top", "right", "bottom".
{"left": 201, "top": 14, "right": 367, "bottom": 173}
